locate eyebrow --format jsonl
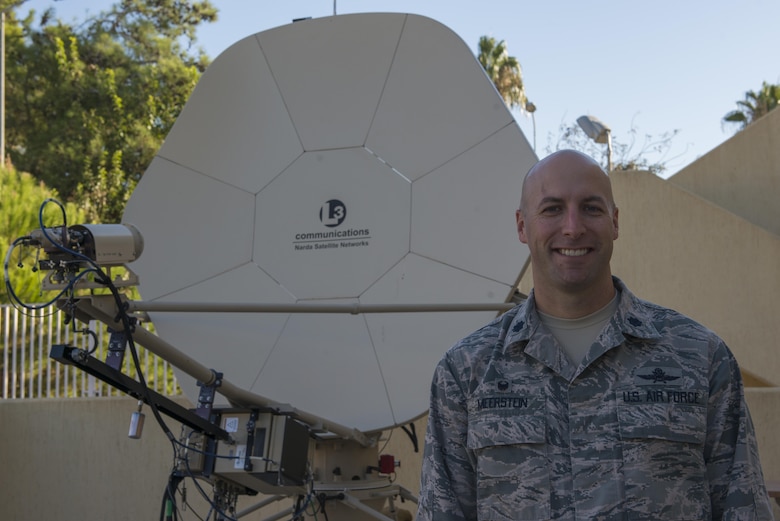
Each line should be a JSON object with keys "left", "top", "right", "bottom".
{"left": 536, "top": 195, "right": 609, "bottom": 208}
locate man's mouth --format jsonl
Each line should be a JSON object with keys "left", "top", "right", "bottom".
{"left": 557, "top": 248, "right": 589, "bottom": 257}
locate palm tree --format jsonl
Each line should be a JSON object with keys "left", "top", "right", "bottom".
{"left": 477, "top": 36, "right": 528, "bottom": 112}
{"left": 723, "top": 81, "right": 780, "bottom": 132}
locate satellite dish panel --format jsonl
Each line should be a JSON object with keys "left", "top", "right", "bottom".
{"left": 123, "top": 13, "right": 535, "bottom": 433}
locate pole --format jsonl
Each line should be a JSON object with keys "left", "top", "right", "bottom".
{"left": 65, "top": 295, "right": 377, "bottom": 446}
{"left": 1, "top": 10, "right": 5, "bottom": 165}
{"left": 526, "top": 101, "right": 537, "bottom": 153}
{"left": 126, "top": 300, "right": 515, "bottom": 314}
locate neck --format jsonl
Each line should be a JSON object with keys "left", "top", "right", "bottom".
{"left": 533, "top": 278, "right": 616, "bottom": 319}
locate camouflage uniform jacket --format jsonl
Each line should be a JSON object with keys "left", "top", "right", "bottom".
{"left": 417, "top": 278, "right": 774, "bottom": 521}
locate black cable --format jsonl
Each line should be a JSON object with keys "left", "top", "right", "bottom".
{"left": 3, "top": 235, "right": 100, "bottom": 313}
{"left": 294, "top": 491, "right": 319, "bottom": 521}
{"left": 178, "top": 431, "right": 239, "bottom": 521}
{"left": 21, "top": 200, "right": 253, "bottom": 521}
{"left": 400, "top": 421, "right": 419, "bottom": 453}
{"left": 161, "top": 473, "right": 183, "bottom": 521}
{"left": 316, "top": 491, "right": 346, "bottom": 521}
{"left": 27, "top": 200, "right": 187, "bottom": 511}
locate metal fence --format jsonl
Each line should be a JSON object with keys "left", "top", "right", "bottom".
{"left": 1, "top": 304, "right": 180, "bottom": 399}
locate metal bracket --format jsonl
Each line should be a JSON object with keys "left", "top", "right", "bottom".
{"left": 50, "top": 344, "right": 230, "bottom": 441}
{"left": 195, "top": 370, "right": 223, "bottom": 420}
{"left": 105, "top": 329, "right": 128, "bottom": 371}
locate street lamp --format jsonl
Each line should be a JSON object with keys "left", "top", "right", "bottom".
{"left": 577, "top": 115, "right": 612, "bottom": 171}
{"left": 526, "top": 101, "right": 537, "bottom": 152}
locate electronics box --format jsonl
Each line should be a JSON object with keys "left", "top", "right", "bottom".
{"left": 212, "top": 410, "right": 310, "bottom": 495}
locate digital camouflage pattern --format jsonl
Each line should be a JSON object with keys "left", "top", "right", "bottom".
{"left": 417, "top": 278, "right": 774, "bottom": 521}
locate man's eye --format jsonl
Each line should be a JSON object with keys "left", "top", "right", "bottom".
{"left": 584, "top": 205, "right": 604, "bottom": 214}
{"left": 541, "top": 206, "right": 561, "bottom": 214}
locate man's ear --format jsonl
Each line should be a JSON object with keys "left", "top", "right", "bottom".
{"left": 516, "top": 209, "right": 529, "bottom": 244}
{"left": 612, "top": 207, "right": 619, "bottom": 240}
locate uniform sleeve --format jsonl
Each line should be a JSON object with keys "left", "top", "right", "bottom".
{"left": 416, "top": 352, "right": 477, "bottom": 521}
{"left": 705, "top": 339, "right": 774, "bottom": 520}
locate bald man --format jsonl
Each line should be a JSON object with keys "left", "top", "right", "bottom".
{"left": 417, "top": 150, "right": 773, "bottom": 521}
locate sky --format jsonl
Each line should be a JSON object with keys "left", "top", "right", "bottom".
{"left": 19, "top": 0, "right": 780, "bottom": 176}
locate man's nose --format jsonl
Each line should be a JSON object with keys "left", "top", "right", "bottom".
{"left": 562, "top": 209, "right": 585, "bottom": 237}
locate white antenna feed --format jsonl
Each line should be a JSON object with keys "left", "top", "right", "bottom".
{"left": 27, "top": 223, "right": 144, "bottom": 290}
{"left": 30, "top": 223, "right": 144, "bottom": 267}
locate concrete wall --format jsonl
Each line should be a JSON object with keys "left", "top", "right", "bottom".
{"left": 668, "top": 109, "right": 780, "bottom": 237}
{"left": 0, "top": 397, "right": 179, "bottom": 521}
{"left": 610, "top": 169, "right": 780, "bottom": 386}
{"left": 0, "top": 396, "right": 425, "bottom": 521}
{"left": 2, "top": 395, "right": 777, "bottom": 520}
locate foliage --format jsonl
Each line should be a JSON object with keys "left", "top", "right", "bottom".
{"left": 477, "top": 35, "right": 528, "bottom": 112}
{"left": 0, "top": 164, "right": 176, "bottom": 399}
{"left": 546, "top": 119, "right": 680, "bottom": 176}
{"left": 4, "top": 0, "right": 216, "bottom": 223}
{"left": 722, "top": 81, "right": 780, "bottom": 132}
{"left": 0, "top": 164, "right": 86, "bottom": 304}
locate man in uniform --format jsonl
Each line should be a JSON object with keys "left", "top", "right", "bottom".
{"left": 416, "top": 150, "right": 774, "bottom": 520}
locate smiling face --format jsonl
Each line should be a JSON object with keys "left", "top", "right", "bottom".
{"left": 516, "top": 150, "right": 619, "bottom": 315}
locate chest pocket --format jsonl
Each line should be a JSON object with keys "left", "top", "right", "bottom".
{"left": 617, "top": 391, "right": 709, "bottom": 520}
{"left": 618, "top": 390, "right": 707, "bottom": 444}
{"left": 467, "top": 394, "right": 550, "bottom": 521}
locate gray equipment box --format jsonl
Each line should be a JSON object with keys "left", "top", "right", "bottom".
{"left": 213, "top": 410, "right": 310, "bottom": 495}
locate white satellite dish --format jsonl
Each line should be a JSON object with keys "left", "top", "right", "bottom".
{"left": 122, "top": 13, "right": 535, "bottom": 433}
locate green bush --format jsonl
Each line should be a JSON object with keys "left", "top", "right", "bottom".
{"left": 1, "top": 165, "right": 88, "bottom": 305}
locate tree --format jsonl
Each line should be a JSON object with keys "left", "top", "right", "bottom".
{"left": 477, "top": 35, "right": 528, "bottom": 112}
{"left": 0, "top": 165, "right": 86, "bottom": 304}
{"left": 547, "top": 119, "right": 680, "bottom": 176}
{"left": 0, "top": 163, "right": 176, "bottom": 398}
{"left": 4, "top": 0, "right": 217, "bottom": 223}
{"left": 722, "top": 81, "right": 780, "bottom": 132}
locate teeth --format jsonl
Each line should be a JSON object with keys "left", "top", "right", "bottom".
{"left": 559, "top": 248, "right": 588, "bottom": 257}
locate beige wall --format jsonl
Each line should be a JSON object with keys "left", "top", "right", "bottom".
{"left": 0, "top": 396, "right": 425, "bottom": 521}
{"left": 669, "top": 108, "right": 780, "bottom": 237}
{"left": 2, "top": 396, "right": 778, "bottom": 521}
{"left": 0, "top": 397, "right": 179, "bottom": 521}
{"left": 747, "top": 389, "right": 780, "bottom": 519}
{"left": 608, "top": 169, "right": 780, "bottom": 386}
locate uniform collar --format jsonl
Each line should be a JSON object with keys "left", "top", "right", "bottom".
{"left": 500, "top": 277, "right": 662, "bottom": 359}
